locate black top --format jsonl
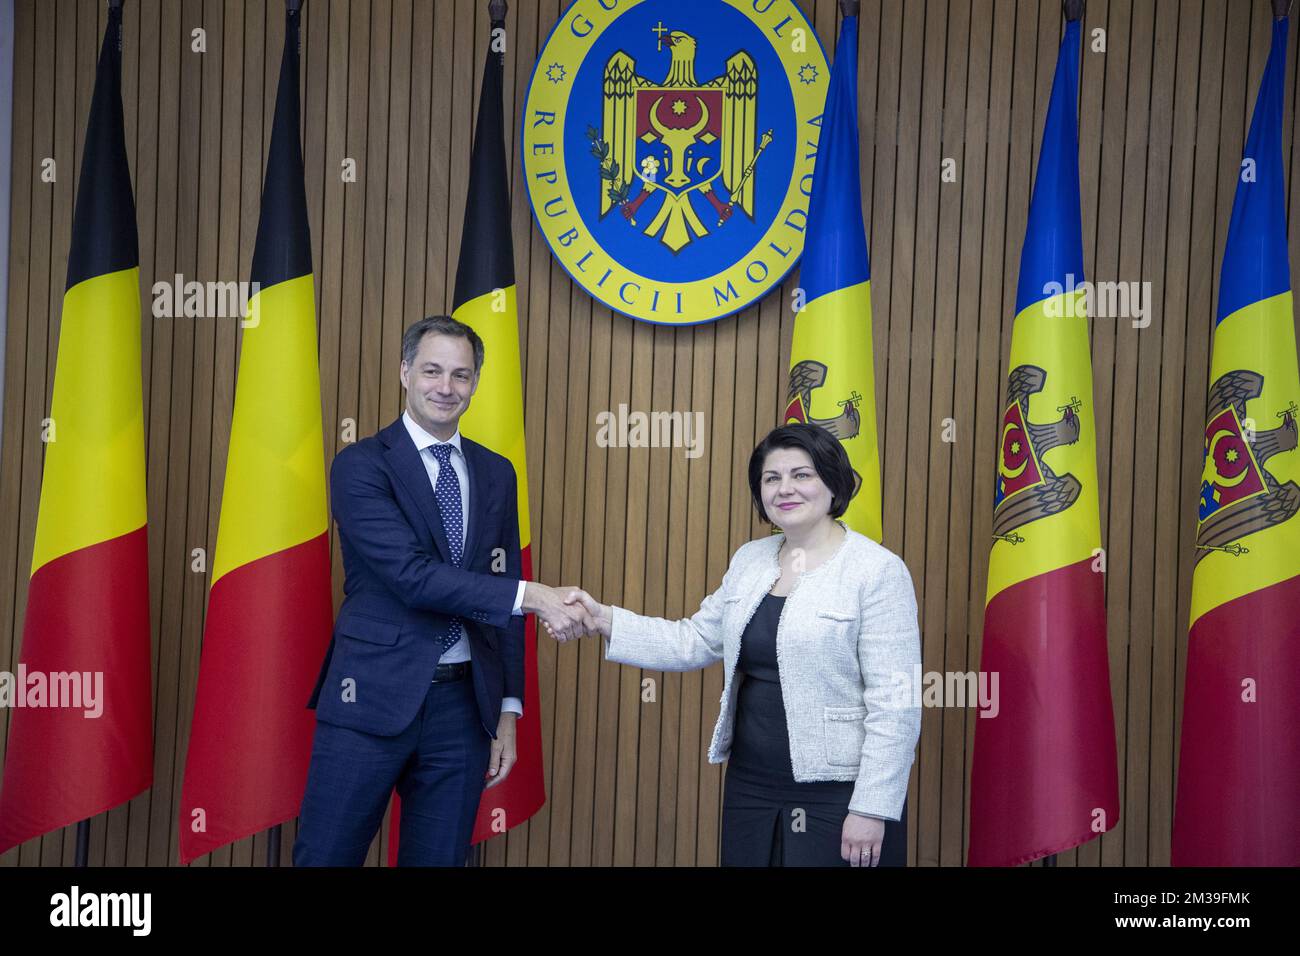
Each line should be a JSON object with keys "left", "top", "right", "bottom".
{"left": 728, "top": 594, "right": 856, "bottom": 800}
{"left": 728, "top": 593, "right": 859, "bottom": 807}
{"left": 730, "top": 593, "right": 789, "bottom": 775}
{"left": 736, "top": 592, "right": 784, "bottom": 682}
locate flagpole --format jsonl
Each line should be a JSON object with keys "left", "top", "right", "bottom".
{"left": 462, "top": 0, "right": 509, "bottom": 874}
{"left": 75, "top": 822, "right": 90, "bottom": 866}
{"left": 247, "top": 0, "right": 307, "bottom": 871}
{"left": 1276, "top": 0, "right": 1293, "bottom": 19}
{"left": 66, "top": 0, "right": 130, "bottom": 874}
{"left": 1013, "top": 0, "right": 1086, "bottom": 874}
{"left": 1029, "top": 0, "right": 1087, "bottom": 876}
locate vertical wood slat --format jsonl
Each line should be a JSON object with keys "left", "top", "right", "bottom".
{"left": 207, "top": 0, "right": 244, "bottom": 867}
{"left": 909, "top": 0, "right": 946, "bottom": 869}
{"left": 927, "top": 0, "right": 965, "bottom": 870}
{"left": 3, "top": 0, "right": 1298, "bottom": 867}
{"left": 1075, "top": 0, "right": 1110, "bottom": 869}
{"left": 1143, "top": 0, "right": 1188, "bottom": 871}
{"left": 0, "top": 0, "right": 38, "bottom": 869}
{"left": 961, "top": 0, "right": 1015, "bottom": 870}
{"left": 1115, "top": 0, "right": 1155, "bottom": 868}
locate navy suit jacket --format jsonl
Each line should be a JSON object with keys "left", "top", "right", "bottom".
{"left": 307, "top": 416, "right": 525, "bottom": 738}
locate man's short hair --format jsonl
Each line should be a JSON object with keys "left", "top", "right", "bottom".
{"left": 401, "top": 315, "right": 485, "bottom": 374}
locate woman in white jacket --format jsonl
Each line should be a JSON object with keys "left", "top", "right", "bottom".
{"left": 563, "top": 424, "right": 922, "bottom": 867}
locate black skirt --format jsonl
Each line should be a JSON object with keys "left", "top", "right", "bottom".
{"left": 721, "top": 594, "right": 907, "bottom": 867}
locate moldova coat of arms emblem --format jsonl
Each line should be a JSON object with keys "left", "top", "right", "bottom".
{"left": 522, "top": 0, "right": 829, "bottom": 324}
{"left": 1196, "top": 369, "right": 1300, "bottom": 561}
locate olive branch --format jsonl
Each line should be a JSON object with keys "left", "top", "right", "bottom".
{"left": 587, "top": 125, "right": 631, "bottom": 206}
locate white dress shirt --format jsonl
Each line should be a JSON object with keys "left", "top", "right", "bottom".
{"left": 402, "top": 411, "right": 524, "bottom": 718}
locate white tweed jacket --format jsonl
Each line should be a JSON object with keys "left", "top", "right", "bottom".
{"left": 604, "top": 525, "right": 922, "bottom": 821}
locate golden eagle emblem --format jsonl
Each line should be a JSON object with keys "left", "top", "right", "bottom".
{"left": 992, "top": 365, "right": 1084, "bottom": 544}
{"left": 594, "top": 26, "right": 768, "bottom": 254}
{"left": 1196, "top": 369, "right": 1299, "bottom": 561}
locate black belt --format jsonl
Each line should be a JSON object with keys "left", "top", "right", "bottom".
{"left": 431, "top": 661, "right": 470, "bottom": 683}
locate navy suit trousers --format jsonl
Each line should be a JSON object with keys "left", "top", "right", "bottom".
{"left": 293, "top": 675, "right": 491, "bottom": 867}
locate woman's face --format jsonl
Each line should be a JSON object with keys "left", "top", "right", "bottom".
{"left": 760, "top": 446, "right": 834, "bottom": 533}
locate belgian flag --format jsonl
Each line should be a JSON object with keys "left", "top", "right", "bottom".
{"left": 1173, "top": 12, "right": 1300, "bottom": 867}
{"left": 384, "top": 0, "right": 544, "bottom": 863}
{"left": 416, "top": 0, "right": 545, "bottom": 859}
{"left": 785, "top": 3, "right": 882, "bottom": 542}
{"left": 967, "top": 12, "right": 1120, "bottom": 866}
{"left": 0, "top": 1, "right": 153, "bottom": 856}
{"left": 178, "top": 1, "right": 333, "bottom": 863}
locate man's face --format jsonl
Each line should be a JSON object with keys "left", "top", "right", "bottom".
{"left": 400, "top": 332, "right": 479, "bottom": 439}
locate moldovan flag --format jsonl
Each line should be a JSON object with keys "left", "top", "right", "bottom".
{"left": 386, "top": 4, "right": 545, "bottom": 864}
{"left": 179, "top": 5, "right": 333, "bottom": 863}
{"left": 1173, "top": 15, "right": 1300, "bottom": 867}
{"left": 0, "top": 2, "right": 152, "bottom": 856}
{"left": 785, "top": 10, "right": 882, "bottom": 542}
{"left": 968, "top": 16, "right": 1119, "bottom": 867}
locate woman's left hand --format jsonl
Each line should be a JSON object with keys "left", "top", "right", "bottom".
{"left": 841, "top": 813, "right": 886, "bottom": 867}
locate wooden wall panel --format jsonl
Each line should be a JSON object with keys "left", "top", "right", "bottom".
{"left": 3, "top": 0, "right": 1298, "bottom": 867}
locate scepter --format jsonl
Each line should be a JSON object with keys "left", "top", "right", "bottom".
{"left": 717, "top": 128, "right": 774, "bottom": 224}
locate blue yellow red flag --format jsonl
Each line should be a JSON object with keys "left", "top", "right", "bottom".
{"left": 968, "top": 16, "right": 1120, "bottom": 867}
{"left": 786, "top": 12, "right": 881, "bottom": 541}
{"left": 1173, "top": 14, "right": 1300, "bottom": 867}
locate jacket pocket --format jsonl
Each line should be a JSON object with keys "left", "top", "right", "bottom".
{"left": 823, "top": 705, "right": 868, "bottom": 766}
{"left": 816, "top": 609, "right": 857, "bottom": 627}
{"left": 336, "top": 614, "right": 402, "bottom": 646}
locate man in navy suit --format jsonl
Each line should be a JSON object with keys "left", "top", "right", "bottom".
{"left": 293, "top": 315, "right": 591, "bottom": 866}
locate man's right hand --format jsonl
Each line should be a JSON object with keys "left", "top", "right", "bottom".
{"left": 563, "top": 589, "right": 611, "bottom": 638}
{"left": 522, "top": 581, "right": 595, "bottom": 642}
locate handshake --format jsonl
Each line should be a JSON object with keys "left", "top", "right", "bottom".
{"left": 520, "top": 582, "right": 611, "bottom": 643}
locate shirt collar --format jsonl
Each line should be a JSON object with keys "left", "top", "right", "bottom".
{"left": 402, "top": 409, "right": 463, "bottom": 456}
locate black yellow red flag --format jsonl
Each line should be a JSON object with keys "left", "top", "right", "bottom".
{"left": 385, "top": 1, "right": 544, "bottom": 864}
{"left": 0, "top": 1, "right": 153, "bottom": 856}
{"left": 178, "top": 2, "right": 333, "bottom": 863}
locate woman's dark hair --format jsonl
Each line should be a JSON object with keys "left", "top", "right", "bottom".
{"left": 747, "top": 423, "right": 856, "bottom": 524}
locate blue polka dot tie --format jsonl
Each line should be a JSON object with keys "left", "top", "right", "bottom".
{"left": 428, "top": 443, "right": 464, "bottom": 654}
